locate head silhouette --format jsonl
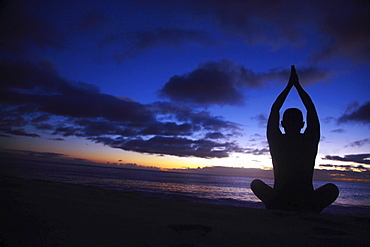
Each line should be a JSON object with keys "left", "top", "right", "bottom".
{"left": 281, "top": 108, "right": 304, "bottom": 134}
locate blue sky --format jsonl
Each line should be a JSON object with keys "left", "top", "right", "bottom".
{"left": 0, "top": 0, "right": 369, "bottom": 181}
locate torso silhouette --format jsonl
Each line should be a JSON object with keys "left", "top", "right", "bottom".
{"left": 269, "top": 131, "right": 318, "bottom": 193}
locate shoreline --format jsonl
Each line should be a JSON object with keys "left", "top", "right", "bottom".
{"left": 1, "top": 159, "right": 369, "bottom": 216}
{"left": 1, "top": 175, "right": 369, "bottom": 247}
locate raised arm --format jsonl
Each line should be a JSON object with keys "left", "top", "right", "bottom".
{"left": 267, "top": 67, "right": 294, "bottom": 138}
{"left": 291, "top": 66, "right": 320, "bottom": 138}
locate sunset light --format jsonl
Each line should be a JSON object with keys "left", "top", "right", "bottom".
{"left": 1, "top": 2, "right": 370, "bottom": 245}
{"left": 0, "top": 0, "right": 369, "bottom": 181}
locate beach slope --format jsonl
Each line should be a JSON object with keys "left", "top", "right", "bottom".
{"left": 0, "top": 176, "right": 369, "bottom": 247}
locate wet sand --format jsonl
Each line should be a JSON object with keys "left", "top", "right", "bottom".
{"left": 0, "top": 175, "right": 369, "bottom": 247}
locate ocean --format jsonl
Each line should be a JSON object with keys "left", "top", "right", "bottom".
{"left": 1, "top": 160, "right": 369, "bottom": 216}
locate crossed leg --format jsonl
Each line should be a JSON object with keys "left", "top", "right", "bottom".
{"left": 250, "top": 179, "right": 339, "bottom": 212}
{"left": 312, "top": 183, "right": 339, "bottom": 213}
{"left": 250, "top": 179, "right": 274, "bottom": 207}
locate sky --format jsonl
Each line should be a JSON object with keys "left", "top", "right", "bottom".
{"left": 0, "top": 0, "right": 369, "bottom": 182}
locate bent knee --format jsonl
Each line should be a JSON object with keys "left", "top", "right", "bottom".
{"left": 327, "top": 183, "right": 339, "bottom": 196}
{"left": 323, "top": 183, "right": 339, "bottom": 194}
{"left": 315, "top": 183, "right": 339, "bottom": 202}
{"left": 250, "top": 179, "right": 272, "bottom": 193}
{"left": 250, "top": 179, "right": 264, "bottom": 190}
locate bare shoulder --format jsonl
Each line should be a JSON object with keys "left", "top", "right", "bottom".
{"left": 267, "top": 129, "right": 283, "bottom": 143}
{"left": 303, "top": 128, "right": 320, "bottom": 143}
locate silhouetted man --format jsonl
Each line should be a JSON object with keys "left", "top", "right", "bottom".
{"left": 251, "top": 65, "right": 339, "bottom": 213}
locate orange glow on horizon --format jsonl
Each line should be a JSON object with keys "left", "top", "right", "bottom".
{"left": 4, "top": 135, "right": 369, "bottom": 184}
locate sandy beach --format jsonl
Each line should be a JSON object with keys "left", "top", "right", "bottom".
{"left": 0, "top": 175, "right": 369, "bottom": 247}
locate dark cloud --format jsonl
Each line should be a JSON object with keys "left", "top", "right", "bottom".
{"left": 72, "top": 118, "right": 195, "bottom": 138}
{"left": 101, "top": 27, "right": 213, "bottom": 63}
{"left": 52, "top": 126, "right": 82, "bottom": 137}
{"left": 323, "top": 153, "right": 370, "bottom": 165}
{"left": 0, "top": 60, "right": 154, "bottom": 124}
{"left": 165, "top": 0, "right": 370, "bottom": 63}
{"left": 139, "top": 122, "right": 193, "bottom": 136}
{"left": 338, "top": 101, "right": 370, "bottom": 124}
{"left": 31, "top": 115, "right": 50, "bottom": 123}
{"left": 0, "top": 60, "right": 243, "bottom": 158}
{"left": 176, "top": 0, "right": 307, "bottom": 46}
{"left": 35, "top": 123, "right": 54, "bottom": 131}
{"left": 10, "top": 149, "right": 66, "bottom": 159}
{"left": 252, "top": 114, "right": 268, "bottom": 128}
{"left": 5, "top": 128, "right": 40, "bottom": 138}
{"left": 314, "top": 0, "right": 370, "bottom": 63}
{"left": 0, "top": 60, "right": 98, "bottom": 95}
{"left": 205, "top": 132, "right": 225, "bottom": 139}
{"left": 94, "top": 136, "right": 241, "bottom": 158}
{"left": 159, "top": 59, "right": 330, "bottom": 106}
{"left": 3, "top": 0, "right": 368, "bottom": 65}
{"left": 159, "top": 61, "right": 244, "bottom": 106}
{"left": 73, "top": 119, "right": 133, "bottom": 137}
{"left": 40, "top": 93, "right": 153, "bottom": 124}
{"left": 0, "top": 0, "right": 66, "bottom": 56}
{"left": 149, "top": 101, "right": 241, "bottom": 132}
{"left": 0, "top": 113, "right": 27, "bottom": 132}
{"left": 49, "top": 138, "right": 65, "bottom": 141}
{"left": 0, "top": 149, "right": 97, "bottom": 166}
{"left": 330, "top": 128, "right": 346, "bottom": 133}
{"left": 345, "top": 138, "right": 370, "bottom": 148}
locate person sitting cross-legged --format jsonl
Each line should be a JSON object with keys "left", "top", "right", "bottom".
{"left": 251, "top": 65, "right": 339, "bottom": 213}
